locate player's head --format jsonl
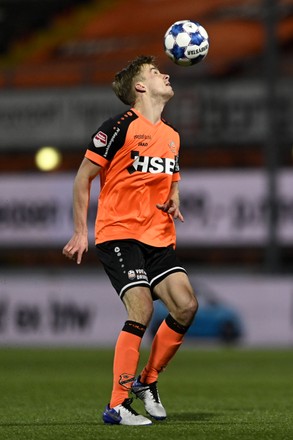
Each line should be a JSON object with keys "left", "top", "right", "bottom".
{"left": 112, "top": 55, "right": 157, "bottom": 105}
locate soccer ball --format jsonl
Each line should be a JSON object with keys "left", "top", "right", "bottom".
{"left": 164, "top": 20, "right": 209, "bottom": 66}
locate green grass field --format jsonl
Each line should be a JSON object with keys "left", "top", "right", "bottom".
{"left": 0, "top": 347, "right": 292, "bottom": 440}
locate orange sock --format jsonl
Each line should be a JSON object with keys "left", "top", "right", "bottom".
{"left": 110, "top": 321, "right": 146, "bottom": 408}
{"left": 140, "top": 314, "right": 188, "bottom": 384}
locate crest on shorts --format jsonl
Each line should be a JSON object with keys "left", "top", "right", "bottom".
{"left": 128, "top": 270, "right": 136, "bottom": 280}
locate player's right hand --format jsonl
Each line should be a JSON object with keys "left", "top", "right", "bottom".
{"left": 62, "top": 233, "right": 88, "bottom": 265}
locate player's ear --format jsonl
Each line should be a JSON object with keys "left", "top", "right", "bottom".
{"left": 135, "top": 81, "right": 146, "bottom": 94}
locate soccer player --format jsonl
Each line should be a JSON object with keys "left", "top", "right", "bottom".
{"left": 63, "top": 55, "right": 198, "bottom": 426}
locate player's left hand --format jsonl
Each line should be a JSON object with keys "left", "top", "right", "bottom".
{"left": 156, "top": 199, "right": 184, "bottom": 222}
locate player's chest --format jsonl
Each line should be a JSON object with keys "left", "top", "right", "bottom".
{"left": 124, "top": 124, "right": 179, "bottom": 158}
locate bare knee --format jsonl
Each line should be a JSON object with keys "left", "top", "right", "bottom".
{"left": 154, "top": 273, "right": 199, "bottom": 327}
{"left": 174, "top": 295, "right": 198, "bottom": 327}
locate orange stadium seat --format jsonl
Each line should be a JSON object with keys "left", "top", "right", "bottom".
{"left": 0, "top": 0, "right": 292, "bottom": 88}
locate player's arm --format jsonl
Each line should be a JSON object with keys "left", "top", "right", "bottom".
{"left": 62, "top": 157, "right": 101, "bottom": 264}
{"left": 156, "top": 181, "right": 184, "bottom": 222}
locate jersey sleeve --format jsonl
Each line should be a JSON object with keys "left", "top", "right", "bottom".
{"left": 164, "top": 121, "right": 180, "bottom": 182}
{"left": 172, "top": 153, "right": 181, "bottom": 182}
{"left": 85, "top": 114, "right": 129, "bottom": 167}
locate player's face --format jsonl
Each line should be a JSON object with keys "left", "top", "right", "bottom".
{"left": 141, "top": 64, "right": 174, "bottom": 100}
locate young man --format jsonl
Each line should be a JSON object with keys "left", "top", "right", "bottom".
{"left": 63, "top": 55, "right": 198, "bottom": 426}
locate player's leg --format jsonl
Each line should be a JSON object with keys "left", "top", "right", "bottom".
{"left": 109, "top": 286, "right": 153, "bottom": 408}
{"left": 132, "top": 263, "right": 198, "bottom": 419}
{"left": 104, "top": 285, "right": 154, "bottom": 425}
{"left": 96, "top": 240, "right": 154, "bottom": 425}
{"left": 103, "top": 285, "right": 154, "bottom": 425}
{"left": 139, "top": 245, "right": 198, "bottom": 384}
{"left": 155, "top": 270, "right": 198, "bottom": 326}
{"left": 140, "top": 271, "right": 198, "bottom": 384}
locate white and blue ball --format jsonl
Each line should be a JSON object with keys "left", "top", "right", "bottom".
{"left": 164, "top": 20, "right": 209, "bottom": 66}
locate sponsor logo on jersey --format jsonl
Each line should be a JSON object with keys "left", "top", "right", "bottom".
{"left": 127, "top": 150, "right": 176, "bottom": 175}
{"left": 134, "top": 134, "right": 152, "bottom": 140}
{"left": 102, "top": 127, "right": 121, "bottom": 157}
{"left": 93, "top": 131, "right": 107, "bottom": 148}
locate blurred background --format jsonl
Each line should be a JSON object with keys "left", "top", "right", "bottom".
{"left": 0, "top": 0, "right": 293, "bottom": 347}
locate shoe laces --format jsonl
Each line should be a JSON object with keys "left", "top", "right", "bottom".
{"left": 121, "top": 398, "right": 139, "bottom": 415}
{"left": 136, "top": 381, "right": 160, "bottom": 403}
{"left": 148, "top": 382, "right": 160, "bottom": 403}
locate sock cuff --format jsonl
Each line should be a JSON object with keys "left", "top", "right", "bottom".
{"left": 122, "top": 320, "right": 146, "bottom": 337}
{"left": 165, "top": 314, "right": 189, "bottom": 335}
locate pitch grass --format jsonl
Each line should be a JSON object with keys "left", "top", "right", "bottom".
{"left": 0, "top": 348, "right": 293, "bottom": 440}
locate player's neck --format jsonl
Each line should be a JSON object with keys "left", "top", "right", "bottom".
{"left": 134, "top": 101, "right": 164, "bottom": 125}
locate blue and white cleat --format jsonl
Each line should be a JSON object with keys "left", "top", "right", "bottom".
{"left": 132, "top": 376, "right": 167, "bottom": 420}
{"left": 102, "top": 397, "right": 152, "bottom": 426}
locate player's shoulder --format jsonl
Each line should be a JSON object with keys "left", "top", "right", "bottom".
{"left": 90, "top": 109, "right": 138, "bottom": 145}
{"left": 105, "top": 109, "right": 139, "bottom": 129}
{"left": 161, "top": 117, "right": 179, "bottom": 134}
{"left": 88, "top": 110, "right": 139, "bottom": 158}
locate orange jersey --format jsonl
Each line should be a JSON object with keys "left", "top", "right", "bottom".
{"left": 85, "top": 108, "right": 181, "bottom": 247}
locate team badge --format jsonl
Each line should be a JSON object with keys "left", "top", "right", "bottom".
{"left": 128, "top": 270, "right": 136, "bottom": 280}
{"left": 168, "top": 140, "right": 176, "bottom": 153}
{"left": 94, "top": 131, "right": 108, "bottom": 148}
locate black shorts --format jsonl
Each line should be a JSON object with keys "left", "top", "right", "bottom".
{"left": 96, "top": 239, "right": 187, "bottom": 299}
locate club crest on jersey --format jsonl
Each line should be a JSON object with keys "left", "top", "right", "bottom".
{"left": 93, "top": 131, "right": 108, "bottom": 148}
{"left": 168, "top": 140, "right": 176, "bottom": 153}
{"left": 127, "top": 150, "right": 176, "bottom": 175}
